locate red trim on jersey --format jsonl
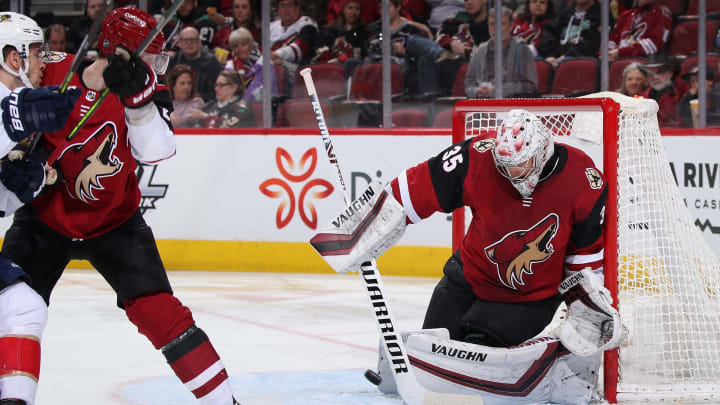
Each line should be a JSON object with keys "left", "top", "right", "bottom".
{"left": 0, "top": 336, "right": 41, "bottom": 380}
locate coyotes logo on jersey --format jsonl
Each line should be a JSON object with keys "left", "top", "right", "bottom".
{"left": 485, "top": 213, "right": 559, "bottom": 290}
{"left": 57, "top": 122, "right": 123, "bottom": 203}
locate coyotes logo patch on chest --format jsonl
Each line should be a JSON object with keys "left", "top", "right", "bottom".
{"left": 57, "top": 122, "right": 123, "bottom": 203}
{"left": 485, "top": 213, "right": 559, "bottom": 290}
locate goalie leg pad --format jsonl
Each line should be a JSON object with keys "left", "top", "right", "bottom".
{"left": 383, "top": 330, "right": 599, "bottom": 405}
{"left": 310, "top": 184, "right": 407, "bottom": 274}
{"left": 558, "top": 268, "right": 622, "bottom": 356}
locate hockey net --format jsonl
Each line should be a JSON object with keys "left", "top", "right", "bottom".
{"left": 451, "top": 93, "right": 720, "bottom": 403}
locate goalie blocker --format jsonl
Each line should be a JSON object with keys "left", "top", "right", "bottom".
{"left": 310, "top": 184, "right": 407, "bottom": 274}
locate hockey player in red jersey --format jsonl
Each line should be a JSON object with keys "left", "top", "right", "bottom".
{"left": 312, "top": 109, "right": 622, "bottom": 403}
{"left": 0, "top": 12, "right": 81, "bottom": 405}
{"left": 0, "top": 8, "right": 240, "bottom": 405}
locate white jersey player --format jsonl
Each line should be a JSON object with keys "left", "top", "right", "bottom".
{"left": 0, "top": 12, "right": 80, "bottom": 405}
{"left": 311, "top": 109, "right": 623, "bottom": 404}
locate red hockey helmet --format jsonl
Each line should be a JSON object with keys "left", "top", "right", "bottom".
{"left": 97, "top": 7, "right": 165, "bottom": 56}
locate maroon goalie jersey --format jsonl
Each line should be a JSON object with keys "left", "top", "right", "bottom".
{"left": 388, "top": 137, "right": 606, "bottom": 303}
{"left": 34, "top": 53, "right": 165, "bottom": 239}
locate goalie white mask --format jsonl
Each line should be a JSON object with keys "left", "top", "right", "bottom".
{"left": 0, "top": 12, "right": 44, "bottom": 88}
{"left": 493, "top": 109, "right": 554, "bottom": 198}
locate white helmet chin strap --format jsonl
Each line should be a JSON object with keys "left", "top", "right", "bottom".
{"left": 0, "top": 50, "right": 35, "bottom": 89}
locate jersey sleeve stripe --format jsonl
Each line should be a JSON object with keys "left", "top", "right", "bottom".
{"left": 398, "top": 170, "right": 423, "bottom": 224}
{"left": 565, "top": 250, "right": 604, "bottom": 264}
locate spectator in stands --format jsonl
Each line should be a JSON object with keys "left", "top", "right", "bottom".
{"left": 465, "top": 6, "right": 538, "bottom": 98}
{"left": 367, "top": 0, "right": 439, "bottom": 94}
{"left": 213, "top": 0, "right": 260, "bottom": 51}
{"left": 225, "top": 27, "right": 278, "bottom": 102}
{"left": 270, "top": 0, "right": 318, "bottom": 86}
{"left": 435, "top": 0, "right": 490, "bottom": 95}
{"left": 537, "top": 0, "right": 605, "bottom": 68}
{"left": 677, "top": 66, "right": 720, "bottom": 128}
{"left": 197, "top": 71, "right": 256, "bottom": 128}
{"left": 616, "top": 62, "right": 648, "bottom": 97}
{"left": 314, "top": 0, "right": 369, "bottom": 79}
{"left": 67, "top": 0, "right": 107, "bottom": 53}
{"left": 164, "top": 0, "right": 219, "bottom": 51}
{"left": 642, "top": 60, "right": 680, "bottom": 127}
{"left": 169, "top": 26, "right": 224, "bottom": 102}
{"left": 427, "top": 0, "right": 466, "bottom": 31}
{"left": 45, "top": 24, "right": 73, "bottom": 53}
{"left": 607, "top": 0, "right": 672, "bottom": 62}
{"left": 512, "top": 0, "right": 554, "bottom": 58}
{"left": 167, "top": 64, "right": 206, "bottom": 128}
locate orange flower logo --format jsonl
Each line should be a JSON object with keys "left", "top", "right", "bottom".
{"left": 259, "top": 147, "right": 334, "bottom": 229}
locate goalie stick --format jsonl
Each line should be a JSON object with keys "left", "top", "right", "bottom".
{"left": 300, "top": 67, "right": 484, "bottom": 405}
{"left": 64, "top": 0, "right": 185, "bottom": 140}
{"left": 24, "top": 0, "right": 114, "bottom": 157}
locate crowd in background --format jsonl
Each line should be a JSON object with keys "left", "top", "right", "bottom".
{"left": 34, "top": 0, "right": 720, "bottom": 128}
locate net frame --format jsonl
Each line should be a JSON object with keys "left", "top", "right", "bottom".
{"left": 450, "top": 95, "right": 720, "bottom": 403}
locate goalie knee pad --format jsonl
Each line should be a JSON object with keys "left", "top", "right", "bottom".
{"left": 0, "top": 282, "right": 47, "bottom": 405}
{"left": 124, "top": 292, "right": 233, "bottom": 404}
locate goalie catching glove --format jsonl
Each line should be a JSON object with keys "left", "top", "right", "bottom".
{"left": 557, "top": 268, "right": 622, "bottom": 356}
{"left": 310, "top": 184, "right": 407, "bottom": 274}
{"left": 103, "top": 47, "right": 158, "bottom": 108}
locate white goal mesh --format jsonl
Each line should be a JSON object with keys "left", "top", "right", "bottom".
{"left": 451, "top": 93, "right": 720, "bottom": 402}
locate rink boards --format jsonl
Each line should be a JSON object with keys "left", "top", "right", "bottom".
{"left": 0, "top": 128, "right": 717, "bottom": 275}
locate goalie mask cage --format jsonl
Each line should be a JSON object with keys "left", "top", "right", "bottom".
{"left": 450, "top": 93, "right": 720, "bottom": 403}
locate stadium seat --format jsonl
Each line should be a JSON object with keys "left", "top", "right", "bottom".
{"left": 348, "top": 63, "right": 404, "bottom": 101}
{"left": 392, "top": 108, "right": 428, "bottom": 127}
{"left": 432, "top": 108, "right": 453, "bottom": 128}
{"left": 250, "top": 102, "right": 263, "bottom": 126}
{"left": 668, "top": 19, "right": 718, "bottom": 57}
{"left": 535, "top": 59, "right": 554, "bottom": 94}
{"left": 675, "top": 54, "right": 720, "bottom": 94}
{"left": 273, "top": 63, "right": 291, "bottom": 98}
{"left": 687, "top": 0, "right": 720, "bottom": 14}
{"left": 276, "top": 100, "right": 330, "bottom": 128}
{"left": 656, "top": 0, "right": 686, "bottom": 15}
{"left": 609, "top": 57, "right": 648, "bottom": 92}
{"left": 291, "top": 63, "right": 346, "bottom": 99}
{"left": 450, "top": 63, "right": 470, "bottom": 97}
{"left": 548, "top": 57, "right": 599, "bottom": 96}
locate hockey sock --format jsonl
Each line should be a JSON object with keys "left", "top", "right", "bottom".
{"left": 0, "top": 336, "right": 40, "bottom": 404}
{"left": 125, "top": 292, "right": 234, "bottom": 405}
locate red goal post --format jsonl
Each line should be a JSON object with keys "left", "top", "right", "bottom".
{"left": 450, "top": 94, "right": 720, "bottom": 403}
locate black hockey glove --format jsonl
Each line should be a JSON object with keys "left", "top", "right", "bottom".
{"left": 0, "top": 152, "right": 46, "bottom": 204}
{"left": 1, "top": 86, "right": 81, "bottom": 142}
{"left": 103, "top": 48, "right": 158, "bottom": 108}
